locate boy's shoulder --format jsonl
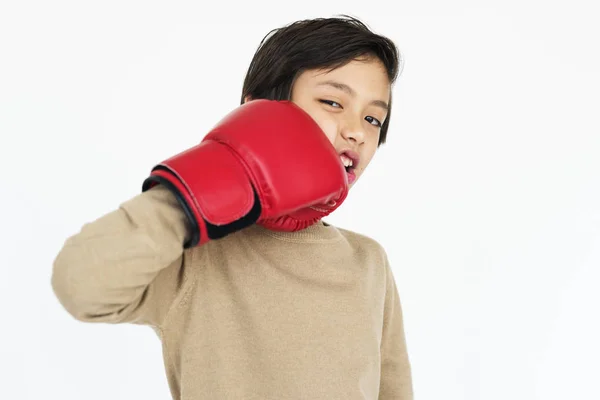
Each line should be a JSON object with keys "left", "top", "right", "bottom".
{"left": 333, "top": 224, "right": 389, "bottom": 259}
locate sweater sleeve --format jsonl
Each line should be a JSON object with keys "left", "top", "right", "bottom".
{"left": 51, "top": 185, "right": 193, "bottom": 329}
{"left": 379, "top": 255, "right": 414, "bottom": 399}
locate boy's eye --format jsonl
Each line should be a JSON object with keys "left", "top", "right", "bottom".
{"left": 319, "top": 99, "right": 342, "bottom": 108}
{"left": 365, "top": 116, "right": 382, "bottom": 127}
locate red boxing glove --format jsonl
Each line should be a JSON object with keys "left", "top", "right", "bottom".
{"left": 142, "top": 100, "right": 348, "bottom": 248}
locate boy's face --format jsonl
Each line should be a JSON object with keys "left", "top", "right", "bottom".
{"left": 290, "top": 57, "right": 391, "bottom": 187}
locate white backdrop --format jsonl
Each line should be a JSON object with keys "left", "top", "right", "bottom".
{"left": 1, "top": 1, "right": 599, "bottom": 399}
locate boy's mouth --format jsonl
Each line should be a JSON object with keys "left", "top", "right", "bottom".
{"left": 339, "top": 150, "right": 360, "bottom": 184}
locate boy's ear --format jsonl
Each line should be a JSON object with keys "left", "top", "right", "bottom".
{"left": 243, "top": 95, "right": 252, "bottom": 103}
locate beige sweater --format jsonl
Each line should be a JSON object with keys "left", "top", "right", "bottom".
{"left": 51, "top": 186, "right": 413, "bottom": 399}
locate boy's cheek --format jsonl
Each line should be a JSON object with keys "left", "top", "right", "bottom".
{"left": 312, "top": 116, "right": 338, "bottom": 146}
{"left": 292, "top": 102, "right": 338, "bottom": 146}
{"left": 290, "top": 98, "right": 337, "bottom": 145}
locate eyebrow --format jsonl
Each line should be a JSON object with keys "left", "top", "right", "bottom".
{"left": 317, "top": 80, "right": 389, "bottom": 112}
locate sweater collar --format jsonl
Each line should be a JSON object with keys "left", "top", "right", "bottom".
{"left": 247, "top": 220, "right": 342, "bottom": 243}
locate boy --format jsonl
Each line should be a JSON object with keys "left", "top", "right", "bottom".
{"left": 51, "top": 15, "right": 413, "bottom": 399}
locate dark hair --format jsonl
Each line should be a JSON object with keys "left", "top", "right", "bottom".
{"left": 240, "top": 15, "right": 403, "bottom": 146}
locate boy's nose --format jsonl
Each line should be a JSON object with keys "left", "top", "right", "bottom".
{"left": 340, "top": 118, "right": 366, "bottom": 144}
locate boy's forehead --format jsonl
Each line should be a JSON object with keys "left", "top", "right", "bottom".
{"left": 301, "top": 60, "right": 391, "bottom": 98}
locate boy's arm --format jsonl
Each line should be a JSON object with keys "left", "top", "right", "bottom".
{"left": 379, "top": 256, "right": 414, "bottom": 399}
{"left": 51, "top": 185, "right": 192, "bottom": 328}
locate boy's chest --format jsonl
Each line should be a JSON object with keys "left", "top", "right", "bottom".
{"left": 161, "top": 248, "right": 386, "bottom": 398}
{"left": 184, "top": 248, "right": 386, "bottom": 342}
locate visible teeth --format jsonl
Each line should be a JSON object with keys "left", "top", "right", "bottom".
{"left": 340, "top": 154, "right": 353, "bottom": 168}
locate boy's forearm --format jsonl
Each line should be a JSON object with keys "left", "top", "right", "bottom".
{"left": 51, "top": 185, "right": 190, "bottom": 323}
